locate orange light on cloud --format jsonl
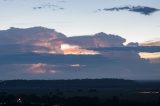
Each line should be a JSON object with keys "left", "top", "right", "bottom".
{"left": 28, "top": 63, "right": 56, "bottom": 74}
{"left": 30, "top": 35, "right": 99, "bottom": 55}
{"left": 69, "top": 64, "right": 86, "bottom": 67}
{"left": 141, "top": 40, "right": 160, "bottom": 46}
{"left": 61, "top": 44, "right": 99, "bottom": 55}
{"left": 139, "top": 52, "right": 160, "bottom": 59}
{"left": 33, "top": 41, "right": 57, "bottom": 54}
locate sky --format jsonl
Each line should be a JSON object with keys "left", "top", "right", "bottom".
{"left": 0, "top": 0, "right": 160, "bottom": 43}
{"left": 0, "top": 0, "right": 160, "bottom": 80}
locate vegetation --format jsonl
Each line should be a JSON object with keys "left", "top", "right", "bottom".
{"left": 0, "top": 79, "right": 160, "bottom": 106}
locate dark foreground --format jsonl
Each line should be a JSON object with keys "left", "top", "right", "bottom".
{"left": 0, "top": 79, "right": 160, "bottom": 106}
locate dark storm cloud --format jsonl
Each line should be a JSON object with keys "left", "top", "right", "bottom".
{"left": 0, "top": 52, "right": 160, "bottom": 80}
{"left": 88, "top": 46, "right": 160, "bottom": 53}
{"left": 0, "top": 44, "right": 49, "bottom": 54}
{"left": 0, "top": 27, "right": 160, "bottom": 80}
{"left": 0, "top": 27, "right": 126, "bottom": 55}
{"left": 0, "top": 53, "right": 110, "bottom": 65}
{"left": 102, "top": 6, "right": 159, "bottom": 15}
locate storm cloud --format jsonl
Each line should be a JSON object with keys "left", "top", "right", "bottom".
{"left": 0, "top": 27, "right": 126, "bottom": 54}
{"left": 88, "top": 46, "right": 160, "bottom": 53}
{"left": 0, "top": 27, "right": 160, "bottom": 80}
{"left": 0, "top": 52, "right": 160, "bottom": 80}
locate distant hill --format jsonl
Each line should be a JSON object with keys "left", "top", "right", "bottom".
{"left": 0, "top": 79, "right": 137, "bottom": 90}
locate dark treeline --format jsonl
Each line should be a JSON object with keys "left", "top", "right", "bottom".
{"left": 0, "top": 79, "right": 137, "bottom": 89}
{"left": 1, "top": 79, "right": 160, "bottom": 89}
{"left": 1, "top": 79, "right": 160, "bottom": 91}
{"left": 0, "top": 93, "right": 160, "bottom": 106}
{"left": 0, "top": 79, "right": 160, "bottom": 106}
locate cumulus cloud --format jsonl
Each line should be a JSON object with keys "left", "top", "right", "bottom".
{"left": 102, "top": 6, "right": 159, "bottom": 15}
{"left": 63, "top": 32, "right": 126, "bottom": 48}
{"left": 60, "top": 44, "right": 98, "bottom": 55}
{"left": 0, "top": 27, "right": 160, "bottom": 80}
{"left": 0, "top": 27, "right": 126, "bottom": 55}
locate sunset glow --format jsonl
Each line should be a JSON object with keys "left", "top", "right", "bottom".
{"left": 61, "top": 44, "right": 99, "bottom": 55}
{"left": 33, "top": 40, "right": 57, "bottom": 54}
{"left": 139, "top": 52, "right": 160, "bottom": 59}
{"left": 28, "top": 63, "right": 56, "bottom": 74}
{"left": 69, "top": 64, "right": 86, "bottom": 67}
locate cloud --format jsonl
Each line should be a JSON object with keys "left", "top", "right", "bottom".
{"left": 139, "top": 52, "right": 160, "bottom": 59}
{"left": 28, "top": 63, "right": 56, "bottom": 74}
{"left": 0, "top": 27, "right": 160, "bottom": 80}
{"left": 88, "top": 46, "right": 160, "bottom": 64}
{"left": 33, "top": 3, "right": 64, "bottom": 11}
{"left": 2, "top": 0, "right": 65, "bottom": 11}
{"left": 102, "top": 6, "right": 159, "bottom": 15}
{"left": 0, "top": 53, "right": 109, "bottom": 65}
{"left": 60, "top": 44, "right": 98, "bottom": 55}
{"left": 32, "top": 0, "right": 65, "bottom": 11}
{"left": 88, "top": 46, "right": 160, "bottom": 53}
{"left": 0, "top": 28, "right": 126, "bottom": 55}
{"left": 0, "top": 52, "right": 160, "bottom": 80}
{"left": 141, "top": 40, "right": 160, "bottom": 46}
{"left": 63, "top": 32, "right": 126, "bottom": 48}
